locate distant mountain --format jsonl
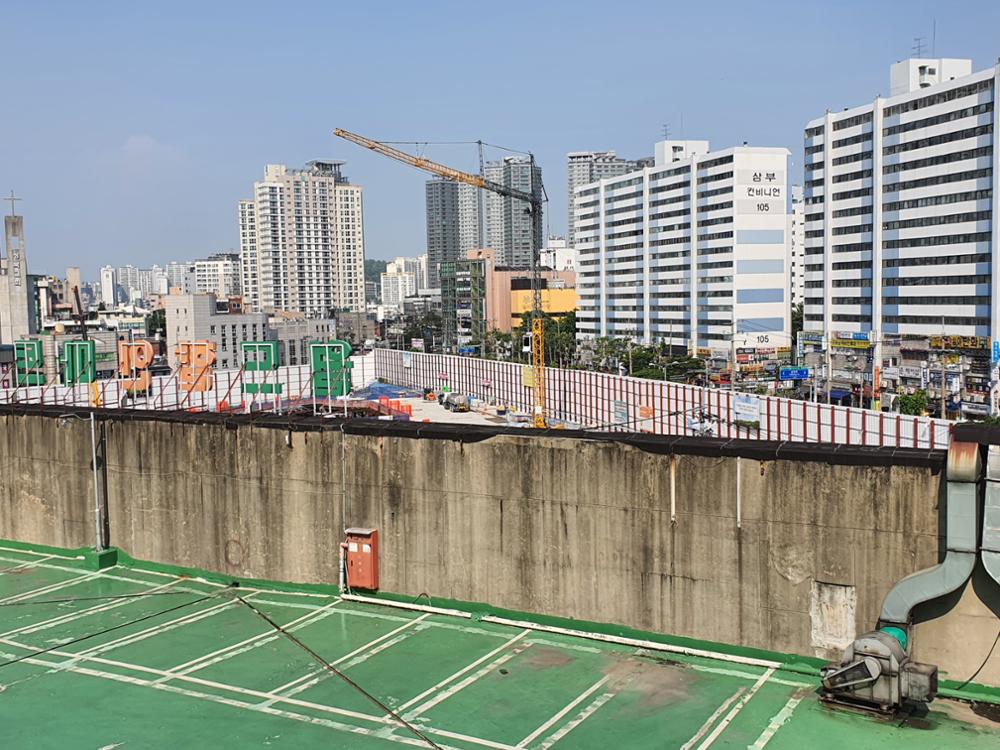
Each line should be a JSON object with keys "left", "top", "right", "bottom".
{"left": 364, "top": 259, "right": 387, "bottom": 283}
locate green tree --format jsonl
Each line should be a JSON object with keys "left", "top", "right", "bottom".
{"left": 791, "top": 302, "right": 804, "bottom": 341}
{"left": 513, "top": 311, "right": 578, "bottom": 366}
{"left": 484, "top": 329, "right": 513, "bottom": 360}
{"left": 146, "top": 309, "right": 166, "bottom": 338}
{"left": 897, "top": 389, "right": 928, "bottom": 416}
{"left": 402, "top": 311, "right": 443, "bottom": 350}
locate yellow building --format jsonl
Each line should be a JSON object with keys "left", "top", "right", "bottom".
{"left": 509, "top": 288, "right": 578, "bottom": 329}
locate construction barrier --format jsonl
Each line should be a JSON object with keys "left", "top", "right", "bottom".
{"left": 373, "top": 349, "right": 952, "bottom": 450}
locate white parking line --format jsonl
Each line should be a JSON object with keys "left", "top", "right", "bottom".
{"left": 153, "top": 597, "right": 343, "bottom": 683}
{"left": 516, "top": 676, "right": 609, "bottom": 748}
{"left": 0, "top": 649, "right": 457, "bottom": 750}
{"left": 679, "top": 688, "right": 745, "bottom": 750}
{"left": 396, "top": 629, "right": 530, "bottom": 713}
{"left": 694, "top": 668, "right": 775, "bottom": 749}
{"left": 0, "top": 579, "right": 184, "bottom": 639}
{"left": 3, "top": 644, "right": 516, "bottom": 750}
{"left": 0, "top": 555, "right": 197, "bottom": 592}
{"left": 0, "top": 546, "right": 79, "bottom": 560}
{"left": 404, "top": 639, "right": 534, "bottom": 719}
{"left": 535, "top": 691, "right": 615, "bottom": 750}
{"left": 0, "top": 570, "right": 106, "bottom": 605}
{"left": 51, "top": 594, "right": 249, "bottom": 671}
{"left": 259, "top": 613, "right": 431, "bottom": 707}
{"left": 0, "top": 554, "right": 56, "bottom": 573}
{"left": 748, "top": 694, "right": 804, "bottom": 749}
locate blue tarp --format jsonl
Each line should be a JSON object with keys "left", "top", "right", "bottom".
{"left": 829, "top": 389, "right": 852, "bottom": 400}
{"left": 352, "top": 382, "right": 422, "bottom": 400}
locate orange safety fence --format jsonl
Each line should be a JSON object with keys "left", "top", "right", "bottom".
{"left": 377, "top": 396, "right": 413, "bottom": 417}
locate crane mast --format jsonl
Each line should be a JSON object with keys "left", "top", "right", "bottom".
{"left": 334, "top": 128, "right": 547, "bottom": 427}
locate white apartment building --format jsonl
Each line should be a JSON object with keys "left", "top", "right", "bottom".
{"left": 788, "top": 185, "right": 805, "bottom": 306}
{"left": 99, "top": 265, "right": 117, "bottom": 306}
{"left": 238, "top": 199, "right": 258, "bottom": 308}
{"left": 541, "top": 236, "right": 576, "bottom": 271}
{"left": 380, "top": 257, "right": 418, "bottom": 306}
{"left": 166, "top": 261, "right": 193, "bottom": 291}
{"left": 239, "top": 161, "right": 366, "bottom": 317}
{"left": 567, "top": 151, "right": 648, "bottom": 247}
{"left": 575, "top": 141, "right": 790, "bottom": 350}
{"left": 803, "top": 58, "right": 999, "bottom": 353}
{"left": 414, "top": 254, "right": 428, "bottom": 292}
{"left": 194, "top": 253, "right": 241, "bottom": 298}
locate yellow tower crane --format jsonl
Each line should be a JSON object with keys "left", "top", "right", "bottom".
{"left": 334, "top": 128, "right": 547, "bottom": 428}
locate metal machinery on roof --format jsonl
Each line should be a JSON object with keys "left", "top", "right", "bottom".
{"left": 333, "top": 128, "right": 547, "bottom": 428}
{"left": 821, "top": 438, "right": 1000, "bottom": 713}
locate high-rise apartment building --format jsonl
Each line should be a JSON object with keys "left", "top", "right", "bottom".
{"left": 238, "top": 199, "right": 258, "bottom": 308}
{"left": 425, "top": 179, "right": 480, "bottom": 289}
{"left": 380, "top": 265, "right": 416, "bottom": 307}
{"left": 803, "top": 58, "right": 999, "bottom": 353}
{"left": 788, "top": 185, "right": 805, "bottom": 306}
{"left": 166, "top": 261, "right": 195, "bottom": 294}
{"left": 194, "top": 253, "right": 241, "bottom": 298}
{"left": 568, "top": 152, "right": 639, "bottom": 247}
{"left": 414, "top": 254, "right": 429, "bottom": 292}
{"left": 567, "top": 150, "right": 671, "bottom": 246}
{"left": 575, "top": 141, "right": 790, "bottom": 350}
{"left": 239, "top": 161, "right": 365, "bottom": 316}
{"left": 114, "top": 265, "right": 165, "bottom": 302}
{"left": 99, "top": 266, "right": 118, "bottom": 306}
{"left": 483, "top": 156, "right": 543, "bottom": 268}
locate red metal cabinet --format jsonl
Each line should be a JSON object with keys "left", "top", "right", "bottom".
{"left": 345, "top": 528, "right": 379, "bottom": 590}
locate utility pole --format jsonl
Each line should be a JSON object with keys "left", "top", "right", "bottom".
{"left": 730, "top": 329, "right": 737, "bottom": 392}
{"left": 825, "top": 332, "right": 833, "bottom": 404}
{"left": 940, "top": 316, "right": 946, "bottom": 419}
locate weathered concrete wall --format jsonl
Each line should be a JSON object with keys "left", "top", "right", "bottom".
{"left": 1, "top": 409, "right": 997, "bottom": 686}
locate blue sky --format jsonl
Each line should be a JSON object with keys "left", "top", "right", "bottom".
{"left": 2, "top": 0, "right": 999, "bottom": 279}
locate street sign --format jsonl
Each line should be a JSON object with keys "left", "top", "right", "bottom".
{"left": 411, "top": 337, "right": 424, "bottom": 351}
{"left": 779, "top": 367, "right": 810, "bottom": 381}
{"left": 458, "top": 346, "right": 476, "bottom": 355}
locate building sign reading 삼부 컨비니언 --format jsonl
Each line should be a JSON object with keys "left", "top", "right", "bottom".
{"left": 736, "top": 169, "right": 784, "bottom": 215}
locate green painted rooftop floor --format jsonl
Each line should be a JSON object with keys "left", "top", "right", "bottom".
{"left": 0, "top": 544, "right": 998, "bottom": 749}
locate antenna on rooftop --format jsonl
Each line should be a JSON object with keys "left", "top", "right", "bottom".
{"left": 912, "top": 36, "right": 927, "bottom": 57}
{"left": 661, "top": 123, "right": 671, "bottom": 140}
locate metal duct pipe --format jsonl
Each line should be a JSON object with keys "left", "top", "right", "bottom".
{"left": 982, "top": 446, "right": 1000, "bottom": 586}
{"left": 878, "top": 441, "right": 980, "bottom": 631}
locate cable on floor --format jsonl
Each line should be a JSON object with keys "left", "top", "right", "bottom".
{"left": 0, "top": 591, "right": 193, "bottom": 608}
{"left": 234, "top": 595, "right": 444, "bottom": 750}
{"left": 0, "top": 591, "right": 220, "bottom": 669}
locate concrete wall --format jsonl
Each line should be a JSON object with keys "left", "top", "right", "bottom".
{"left": 1, "top": 408, "right": 997, "bottom": 686}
